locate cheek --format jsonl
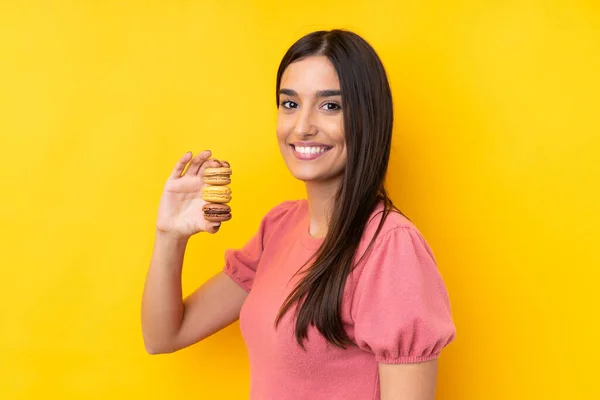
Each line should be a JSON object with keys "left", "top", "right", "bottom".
{"left": 324, "top": 115, "right": 344, "bottom": 142}
{"left": 276, "top": 117, "right": 292, "bottom": 141}
{"left": 327, "top": 123, "right": 345, "bottom": 146}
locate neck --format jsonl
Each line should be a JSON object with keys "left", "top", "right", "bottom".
{"left": 305, "top": 178, "right": 341, "bottom": 239}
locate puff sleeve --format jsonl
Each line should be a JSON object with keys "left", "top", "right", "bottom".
{"left": 222, "top": 201, "right": 295, "bottom": 292}
{"left": 222, "top": 227, "right": 264, "bottom": 292}
{"left": 351, "top": 226, "right": 456, "bottom": 364}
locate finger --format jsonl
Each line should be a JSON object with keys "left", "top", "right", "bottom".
{"left": 198, "top": 158, "right": 222, "bottom": 177}
{"left": 220, "top": 160, "right": 230, "bottom": 168}
{"left": 207, "top": 222, "right": 221, "bottom": 234}
{"left": 186, "top": 150, "right": 212, "bottom": 176}
{"left": 169, "top": 152, "right": 193, "bottom": 179}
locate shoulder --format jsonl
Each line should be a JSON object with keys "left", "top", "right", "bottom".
{"left": 370, "top": 208, "right": 415, "bottom": 233}
{"left": 257, "top": 199, "right": 306, "bottom": 237}
{"left": 261, "top": 199, "right": 305, "bottom": 224}
{"left": 355, "top": 204, "right": 437, "bottom": 268}
{"left": 363, "top": 204, "right": 426, "bottom": 246}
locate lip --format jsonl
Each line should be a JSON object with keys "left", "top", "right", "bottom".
{"left": 289, "top": 141, "right": 333, "bottom": 161}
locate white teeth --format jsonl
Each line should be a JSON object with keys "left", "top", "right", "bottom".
{"left": 294, "top": 146, "right": 328, "bottom": 154}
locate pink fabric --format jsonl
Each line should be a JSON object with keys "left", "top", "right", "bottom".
{"left": 223, "top": 200, "right": 455, "bottom": 400}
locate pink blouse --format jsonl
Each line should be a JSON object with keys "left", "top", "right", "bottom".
{"left": 223, "top": 200, "right": 455, "bottom": 399}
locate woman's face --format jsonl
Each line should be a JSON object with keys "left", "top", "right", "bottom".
{"left": 276, "top": 56, "right": 346, "bottom": 184}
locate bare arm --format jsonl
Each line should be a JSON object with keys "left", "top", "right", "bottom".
{"left": 141, "top": 233, "right": 248, "bottom": 354}
{"left": 141, "top": 151, "right": 245, "bottom": 354}
{"left": 379, "top": 360, "right": 438, "bottom": 400}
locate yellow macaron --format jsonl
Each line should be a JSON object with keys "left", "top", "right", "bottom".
{"left": 202, "top": 185, "right": 232, "bottom": 203}
{"left": 203, "top": 167, "right": 232, "bottom": 186}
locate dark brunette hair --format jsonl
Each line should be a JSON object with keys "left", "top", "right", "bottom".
{"left": 274, "top": 30, "right": 402, "bottom": 349}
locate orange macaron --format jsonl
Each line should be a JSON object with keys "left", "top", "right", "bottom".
{"left": 203, "top": 167, "right": 232, "bottom": 186}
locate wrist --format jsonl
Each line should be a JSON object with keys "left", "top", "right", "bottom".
{"left": 155, "top": 228, "right": 191, "bottom": 244}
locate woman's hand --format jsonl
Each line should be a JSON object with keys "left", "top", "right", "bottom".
{"left": 156, "top": 150, "right": 229, "bottom": 238}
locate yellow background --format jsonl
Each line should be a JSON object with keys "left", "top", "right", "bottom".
{"left": 1, "top": 1, "right": 598, "bottom": 399}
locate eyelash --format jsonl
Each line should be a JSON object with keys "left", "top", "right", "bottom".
{"left": 279, "top": 100, "right": 342, "bottom": 111}
{"left": 322, "top": 102, "right": 341, "bottom": 111}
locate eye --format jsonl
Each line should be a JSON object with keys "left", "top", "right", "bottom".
{"left": 280, "top": 100, "right": 298, "bottom": 109}
{"left": 321, "top": 102, "right": 341, "bottom": 111}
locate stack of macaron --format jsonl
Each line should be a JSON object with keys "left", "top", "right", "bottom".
{"left": 202, "top": 166, "right": 233, "bottom": 223}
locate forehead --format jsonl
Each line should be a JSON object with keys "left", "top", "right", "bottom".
{"left": 280, "top": 56, "right": 340, "bottom": 92}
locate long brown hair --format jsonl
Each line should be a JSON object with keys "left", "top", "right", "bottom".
{"left": 274, "top": 30, "right": 402, "bottom": 349}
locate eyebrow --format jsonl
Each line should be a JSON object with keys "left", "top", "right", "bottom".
{"left": 279, "top": 88, "right": 341, "bottom": 98}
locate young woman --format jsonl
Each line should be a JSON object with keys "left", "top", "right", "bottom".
{"left": 142, "top": 29, "right": 456, "bottom": 399}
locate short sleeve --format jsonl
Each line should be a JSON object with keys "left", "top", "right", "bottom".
{"left": 222, "top": 228, "right": 263, "bottom": 292}
{"left": 351, "top": 226, "right": 456, "bottom": 364}
{"left": 223, "top": 201, "right": 296, "bottom": 292}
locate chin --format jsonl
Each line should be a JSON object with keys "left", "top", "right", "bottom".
{"left": 288, "top": 167, "right": 343, "bottom": 184}
{"left": 292, "top": 173, "right": 321, "bottom": 183}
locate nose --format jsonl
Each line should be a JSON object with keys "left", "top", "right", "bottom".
{"left": 293, "top": 107, "right": 318, "bottom": 137}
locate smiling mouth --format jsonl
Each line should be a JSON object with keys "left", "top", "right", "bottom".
{"left": 290, "top": 144, "right": 332, "bottom": 160}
